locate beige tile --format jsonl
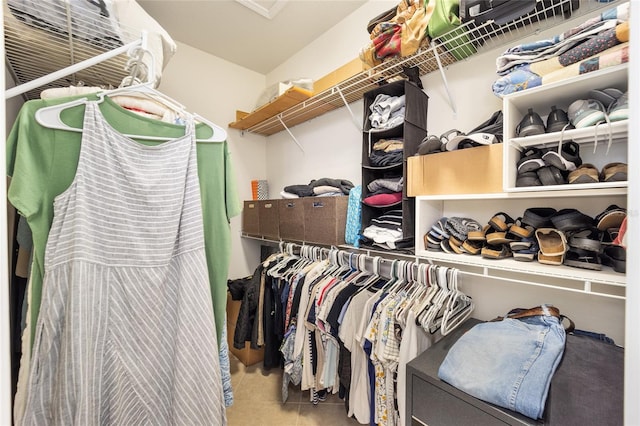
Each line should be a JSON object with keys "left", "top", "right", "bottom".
{"left": 233, "top": 368, "right": 284, "bottom": 402}
{"left": 226, "top": 400, "right": 300, "bottom": 426}
{"left": 284, "top": 383, "right": 304, "bottom": 404}
{"left": 297, "top": 403, "right": 359, "bottom": 425}
{"left": 229, "top": 352, "right": 247, "bottom": 376}
{"left": 229, "top": 353, "right": 247, "bottom": 390}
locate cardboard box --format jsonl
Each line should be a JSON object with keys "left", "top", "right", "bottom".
{"left": 407, "top": 144, "right": 504, "bottom": 196}
{"left": 226, "top": 293, "right": 264, "bottom": 367}
{"left": 303, "top": 196, "right": 348, "bottom": 246}
{"left": 242, "top": 201, "right": 260, "bottom": 236}
{"left": 313, "top": 58, "right": 367, "bottom": 95}
{"left": 279, "top": 199, "right": 305, "bottom": 241}
{"left": 258, "top": 200, "right": 279, "bottom": 239}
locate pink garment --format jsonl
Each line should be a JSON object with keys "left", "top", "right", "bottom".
{"left": 363, "top": 192, "right": 402, "bottom": 206}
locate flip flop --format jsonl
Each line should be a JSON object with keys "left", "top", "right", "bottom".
{"left": 418, "top": 135, "right": 444, "bottom": 155}
{"left": 568, "top": 228, "right": 601, "bottom": 252}
{"left": 516, "top": 171, "right": 542, "bottom": 187}
{"left": 517, "top": 147, "right": 545, "bottom": 173}
{"left": 522, "top": 207, "right": 557, "bottom": 229}
{"left": 450, "top": 240, "right": 465, "bottom": 254}
{"left": 430, "top": 217, "right": 450, "bottom": 238}
{"left": 568, "top": 163, "right": 599, "bottom": 184}
{"left": 537, "top": 165, "right": 566, "bottom": 186}
{"left": 599, "top": 162, "right": 628, "bottom": 182}
{"left": 510, "top": 236, "right": 536, "bottom": 251}
{"left": 467, "top": 224, "right": 491, "bottom": 242}
{"left": 512, "top": 240, "right": 539, "bottom": 262}
{"left": 595, "top": 205, "right": 626, "bottom": 231}
{"left": 563, "top": 248, "right": 602, "bottom": 271}
{"left": 550, "top": 208, "right": 594, "bottom": 233}
{"left": 542, "top": 141, "right": 582, "bottom": 172}
{"left": 488, "top": 212, "right": 515, "bottom": 232}
{"left": 481, "top": 244, "right": 512, "bottom": 260}
{"left": 486, "top": 231, "right": 515, "bottom": 245}
{"left": 535, "top": 228, "right": 567, "bottom": 256}
{"left": 506, "top": 218, "right": 534, "bottom": 239}
{"left": 601, "top": 245, "right": 626, "bottom": 273}
{"left": 445, "top": 217, "right": 482, "bottom": 242}
{"left": 461, "top": 239, "right": 482, "bottom": 255}
{"left": 537, "top": 251, "right": 564, "bottom": 266}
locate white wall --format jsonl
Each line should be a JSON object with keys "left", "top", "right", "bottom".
{"left": 267, "top": 1, "right": 397, "bottom": 85}
{"left": 157, "top": 41, "right": 267, "bottom": 279}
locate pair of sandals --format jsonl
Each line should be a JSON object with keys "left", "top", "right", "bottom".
{"left": 480, "top": 212, "right": 533, "bottom": 260}
{"left": 568, "top": 162, "right": 628, "bottom": 184}
{"left": 515, "top": 142, "right": 582, "bottom": 187}
{"left": 424, "top": 216, "right": 484, "bottom": 254}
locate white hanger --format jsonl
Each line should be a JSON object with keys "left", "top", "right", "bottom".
{"left": 34, "top": 82, "right": 228, "bottom": 143}
{"left": 440, "top": 270, "right": 474, "bottom": 336}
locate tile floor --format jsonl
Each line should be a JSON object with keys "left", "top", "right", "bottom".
{"left": 226, "top": 352, "right": 361, "bottom": 425}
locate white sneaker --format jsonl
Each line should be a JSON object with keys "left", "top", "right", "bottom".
{"left": 567, "top": 99, "right": 606, "bottom": 128}
{"left": 608, "top": 92, "right": 628, "bottom": 122}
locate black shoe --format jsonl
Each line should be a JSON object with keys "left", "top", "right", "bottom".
{"left": 516, "top": 108, "right": 545, "bottom": 137}
{"left": 546, "top": 105, "right": 574, "bottom": 133}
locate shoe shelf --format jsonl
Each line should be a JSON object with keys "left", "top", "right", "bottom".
{"left": 508, "top": 120, "right": 628, "bottom": 150}
{"left": 503, "top": 64, "right": 629, "bottom": 192}
{"left": 413, "top": 192, "right": 627, "bottom": 299}
{"left": 414, "top": 251, "right": 625, "bottom": 298}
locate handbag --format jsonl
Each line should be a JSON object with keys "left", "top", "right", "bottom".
{"left": 427, "top": 0, "right": 476, "bottom": 60}
{"left": 367, "top": 4, "right": 399, "bottom": 34}
{"left": 368, "top": 0, "right": 412, "bottom": 38}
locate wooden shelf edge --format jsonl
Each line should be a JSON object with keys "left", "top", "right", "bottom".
{"left": 228, "top": 86, "right": 313, "bottom": 130}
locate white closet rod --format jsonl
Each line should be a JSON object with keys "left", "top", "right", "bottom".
{"left": 5, "top": 34, "right": 146, "bottom": 99}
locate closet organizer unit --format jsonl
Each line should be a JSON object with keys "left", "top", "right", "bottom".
{"left": 361, "top": 80, "right": 428, "bottom": 249}
{"left": 413, "top": 64, "right": 628, "bottom": 298}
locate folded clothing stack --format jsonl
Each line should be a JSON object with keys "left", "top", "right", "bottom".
{"left": 281, "top": 178, "right": 354, "bottom": 198}
{"left": 370, "top": 138, "right": 403, "bottom": 167}
{"left": 361, "top": 210, "right": 413, "bottom": 251}
{"left": 492, "top": 2, "right": 629, "bottom": 97}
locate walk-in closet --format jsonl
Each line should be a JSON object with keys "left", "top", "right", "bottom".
{"left": 2, "top": 0, "right": 638, "bottom": 425}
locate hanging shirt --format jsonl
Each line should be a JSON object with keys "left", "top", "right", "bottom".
{"left": 6, "top": 94, "right": 241, "bottom": 345}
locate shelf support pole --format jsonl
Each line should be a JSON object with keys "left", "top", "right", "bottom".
{"left": 430, "top": 41, "right": 457, "bottom": 116}
{"left": 335, "top": 86, "right": 362, "bottom": 132}
{"left": 277, "top": 115, "right": 305, "bottom": 153}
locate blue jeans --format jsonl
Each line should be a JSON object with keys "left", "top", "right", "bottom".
{"left": 438, "top": 308, "right": 566, "bottom": 419}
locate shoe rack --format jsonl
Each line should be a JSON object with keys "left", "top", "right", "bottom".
{"left": 503, "top": 64, "right": 629, "bottom": 192}
{"left": 413, "top": 64, "right": 629, "bottom": 299}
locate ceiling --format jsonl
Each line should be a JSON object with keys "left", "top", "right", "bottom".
{"left": 137, "top": 0, "right": 367, "bottom": 75}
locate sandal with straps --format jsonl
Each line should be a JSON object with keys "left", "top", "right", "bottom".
{"left": 481, "top": 243, "right": 512, "bottom": 260}
{"left": 542, "top": 141, "right": 582, "bottom": 172}
{"left": 516, "top": 147, "right": 545, "bottom": 173}
{"left": 488, "top": 212, "right": 515, "bottom": 232}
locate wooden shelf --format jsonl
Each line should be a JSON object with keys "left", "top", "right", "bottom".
{"left": 228, "top": 86, "right": 313, "bottom": 131}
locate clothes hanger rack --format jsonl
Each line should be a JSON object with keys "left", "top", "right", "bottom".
{"left": 31, "top": 35, "right": 227, "bottom": 143}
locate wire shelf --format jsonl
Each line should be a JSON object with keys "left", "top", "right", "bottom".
{"left": 240, "top": 0, "right": 621, "bottom": 136}
{"left": 3, "top": 0, "right": 146, "bottom": 100}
